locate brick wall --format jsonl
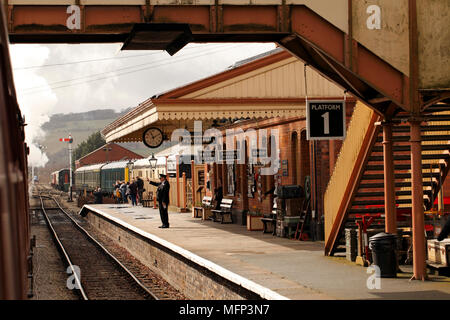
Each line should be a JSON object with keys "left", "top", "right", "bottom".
{"left": 86, "top": 211, "right": 263, "bottom": 299}
{"left": 209, "top": 102, "right": 356, "bottom": 234}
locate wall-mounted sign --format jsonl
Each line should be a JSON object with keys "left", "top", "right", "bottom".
{"left": 198, "top": 150, "right": 216, "bottom": 163}
{"left": 181, "top": 135, "right": 214, "bottom": 145}
{"left": 219, "top": 150, "right": 242, "bottom": 162}
{"left": 251, "top": 149, "right": 267, "bottom": 158}
{"left": 307, "top": 100, "right": 346, "bottom": 140}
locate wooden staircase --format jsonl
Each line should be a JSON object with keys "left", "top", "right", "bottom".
{"left": 326, "top": 103, "right": 450, "bottom": 256}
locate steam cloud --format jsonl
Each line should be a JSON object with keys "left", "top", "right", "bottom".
{"left": 10, "top": 44, "right": 57, "bottom": 168}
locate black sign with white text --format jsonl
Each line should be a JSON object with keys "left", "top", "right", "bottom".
{"left": 306, "top": 100, "right": 346, "bottom": 140}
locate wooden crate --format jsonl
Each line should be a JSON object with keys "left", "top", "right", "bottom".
{"left": 247, "top": 215, "right": 264, "bottom": 231}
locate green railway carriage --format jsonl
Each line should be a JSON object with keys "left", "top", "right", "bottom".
{"left": 75, "top": 163, "right": 104, "bottom": 192}
{"left": 100, "top": 160, "right": 129, "bottom": 194}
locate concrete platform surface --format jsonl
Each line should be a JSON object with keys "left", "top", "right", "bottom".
{"left": 81, "top": 204, "right": 450, "bottom": 300}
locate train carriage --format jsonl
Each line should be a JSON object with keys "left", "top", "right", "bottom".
{"left": 100, "top": 160, "right": 129, "bottom": 194}
{"left": 75, "top": 163, "right": 104, "bottom": 193}
{"left": 57, "top": 169, "right": 71, "bottom": 192}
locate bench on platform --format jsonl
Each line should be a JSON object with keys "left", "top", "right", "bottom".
{"left": 193, "top": 196, "right": 212, "bottom": 218}
{"left": 141, "top": 192, "right": 154, "bottom": 208}
{"left": 211, "top": 198, "right": 234, "bottom": 224}
{"left": 261, "top": 201, "right": 277, "bottom": 235}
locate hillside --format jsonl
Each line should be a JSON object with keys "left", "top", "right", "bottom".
{"left": 35, "top": 108, "right": 157, "bottom": 183}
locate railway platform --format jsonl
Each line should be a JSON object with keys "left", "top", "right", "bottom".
{"left": 79, "top": 204, "right": 450, "bottom": 300}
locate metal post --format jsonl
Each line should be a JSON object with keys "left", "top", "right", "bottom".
{"left": 191, "top": 159, "right": 196, "bottom": 207}
{"left": 183, "top": 172, "right": 187, "bottom": 211}
{"left": 68, "top": 134, "right": 73, "bottom": 202}
{"left": 382, "top": 121, "right": 397, "bottom": 234}
{"left": 176, "top": 155, "right": 180, "bottom": 208}
{"left": 409, "top": 119, "right": 427, "bottom": 280}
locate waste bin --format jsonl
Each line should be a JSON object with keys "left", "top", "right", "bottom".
{"left": 369, "top": 232, "right": 398, "bottom": 278}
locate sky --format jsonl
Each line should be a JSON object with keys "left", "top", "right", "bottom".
{"left": 9, "top": 42, "right": 277, "bottom": 167}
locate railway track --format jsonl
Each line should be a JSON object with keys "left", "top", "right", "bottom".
{"left": 35, "top": 188, "right": 159, "bottom": 300}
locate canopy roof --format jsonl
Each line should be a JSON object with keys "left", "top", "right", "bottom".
{"left": 102, "top": 48, "right": 345, "bottom": 144}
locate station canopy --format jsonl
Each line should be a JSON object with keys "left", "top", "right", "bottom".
{"left": 102, "top": 48, "right": 346, "bottom": 144}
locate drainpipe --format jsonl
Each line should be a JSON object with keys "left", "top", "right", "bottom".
{"left": 410, "top": 118, "right": 427, "bottom": 280}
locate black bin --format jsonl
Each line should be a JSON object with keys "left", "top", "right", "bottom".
{"left": 369, "top": 232, "right": 398, "bottom": 278}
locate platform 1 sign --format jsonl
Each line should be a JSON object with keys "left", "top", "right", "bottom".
{"left": 306, "top": 100, "right": 346, "bottom": 140}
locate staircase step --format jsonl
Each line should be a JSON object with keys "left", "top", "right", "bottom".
{"left": 424, "top": 104, "right": 450, "bottom": 112}
{"left": 368, "top": 154, "right": 449, "bottom": 162}
{"left": 359, "top": 181, "right": 435, "bottom": 188}
{"left": 391, "top": 125, "right": 450, "bottom": 133}
{"left": 393, "top": 115, "right": 450, "bottom": 122}
{"left": 355, "top": 190, "right": 413, "bottom": 197}
{"left": 372, "top": 144, "right": 450, "bottom": 152}
{"left": 355, "top": 190, "right": 432, "bottom": 198}
{"left": 348, "top": 207, "right": 385, "bottom": 214}
{"left": 376, "top": 135, "right": 450, "bottom": 142}
{"left": 366, "top": 163, "right": 445, "bottom": 171}
{"left": 352, "top": 198, "right": 414, "bottom": 206}
{"left": 361, "top": 172, "right": 441, "bottom": 180}
{"left": 426, "top": 115, "right": 450, "bottom": 122}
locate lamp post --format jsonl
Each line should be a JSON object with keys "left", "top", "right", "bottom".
{"left": 126, "top": 159, "right": 134, "bottom": 182}
{"left": 149, "top": 153, "right": 158, "bottom": 209}
{"left": 149, "top": 153, "right": 158, "bottom": 177}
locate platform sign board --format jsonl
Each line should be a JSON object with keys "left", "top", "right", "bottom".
{"left": 219, "top": 150, "right": 242, "bottom": 162}
{"left": 306, "top": 100, "right": 346, "bottom": 140}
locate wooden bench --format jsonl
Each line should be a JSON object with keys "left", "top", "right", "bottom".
{"left": 141, "top": 192, "right": 154, "bottom": 208}
{"left": 261, "top": 201, "right": 277, "bottom": 235}
{"left": 193, "top": 196, "right": 212, "bottom": 218}
{"left": 211, "top": 198, "right": 233, "bottom": 224}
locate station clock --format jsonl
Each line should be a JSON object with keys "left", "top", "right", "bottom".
{"left": 143, "top": 127, "right": 164, "bottom": 148}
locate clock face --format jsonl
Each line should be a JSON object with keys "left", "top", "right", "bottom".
{"left": 143, "top": 127, "right": 164, "bottom": 148}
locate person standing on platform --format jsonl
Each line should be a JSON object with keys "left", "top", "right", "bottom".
{"left": 129, "top": 179, "right": 138, "bottom": 206}
{"left": 120, "top": 181, "right": 128, "bottom": 204}
{"left": 136, "top": 176, "right": 144, "bottom": 205}
{"left": 93, "top": 186, "right": 103, "bottom": 204}
{"left": 148, "top": 174, "right": 170, "bottom": 228}
{"left": 213, "top": 179, "right": 223, "bottom": 210}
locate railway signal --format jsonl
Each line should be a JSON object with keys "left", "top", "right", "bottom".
{"left": 59, "top": 134, "right": 74, "bottom": 202}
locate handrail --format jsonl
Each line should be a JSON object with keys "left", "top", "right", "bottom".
{"left": 324, "top": 102, "right": 381, "bottom": 256}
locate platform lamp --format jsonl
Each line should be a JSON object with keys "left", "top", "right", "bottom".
{"left": 149, "top": 153, "right": 158, "bottom": 178}
{"left": 126, "top": 159, "right": 134, "bottom": 182}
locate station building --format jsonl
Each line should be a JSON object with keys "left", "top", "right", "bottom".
{"left": 75, "top": 142, "right": 144, "bottom": 169}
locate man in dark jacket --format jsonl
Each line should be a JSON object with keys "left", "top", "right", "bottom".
{"left": 129, "top": 180, "right": 138, "bottom": 206}
{"left": 148, "top": 174, "right": 170, "bottom": 228}
{"left": 213, "top": 179, "right": 223, "bottom": 210}
{"left": 136, "top": 177, "right": 144, "bottom": 205}
{"left": 93, "top": 187, "right": 103, "bottom": 204}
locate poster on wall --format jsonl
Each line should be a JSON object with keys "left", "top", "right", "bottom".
{"left": 227, "top": 163, "right": 235, "bottom": 196}
{"left": 247, "top": 163, "right": 255, "bottom": 198}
